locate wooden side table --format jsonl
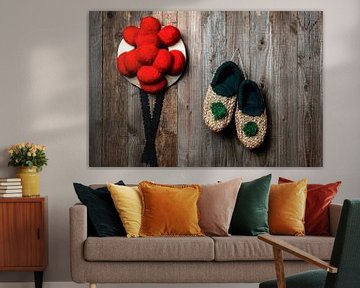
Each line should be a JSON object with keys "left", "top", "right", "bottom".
{"left": 0, "top": 197, "right": 48, "bottom": 288}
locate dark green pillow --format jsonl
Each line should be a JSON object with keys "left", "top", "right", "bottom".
{"left": 73, "top": 181, "right": 126, "bottom": 237}
{"left": 229, "top": 174, "right": 272, "bottom": 236}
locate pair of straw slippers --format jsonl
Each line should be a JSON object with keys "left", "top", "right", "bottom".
{"left": 203, "top": 61, "right": 267, "bottom": 149}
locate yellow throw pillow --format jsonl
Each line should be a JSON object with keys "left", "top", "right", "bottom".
{"left": 138, "top": 181, "right": 204, "bottom": 237}
{"left": 107, "top": 183, "right": 142, "bottom": 238}
{"left": 269, "top": 179, "right": 307, "bottom": 236}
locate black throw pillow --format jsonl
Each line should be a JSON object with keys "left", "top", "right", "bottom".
{"left": 73, "top": 181, "right": 126, "bottom": 237}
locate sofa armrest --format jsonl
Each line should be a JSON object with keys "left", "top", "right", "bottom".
{"left": 69, "top": 203, "right": 88, "bottom": 283}
{"left": 329, "top": 203, "right": 342, "bottom": 237}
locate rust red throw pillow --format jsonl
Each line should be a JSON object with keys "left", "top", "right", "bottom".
{"left": 278, "top": 177, "right": 341, "bottom": 236}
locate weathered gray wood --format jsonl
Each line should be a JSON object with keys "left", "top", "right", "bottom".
{"left": 177, "top": 11, "right": 203, "bottom": 166}
{"left": 297, "top": 11, "right": 323, "bottom": 166}
{"left": 247, "top": 11, "right": 272, "bottom": 166}
{"left": 270, "top": 11, "right": 300, "bottom": 166}
{"left": 89, "top": 11, "right": 103, "bottom": 167}
{"left": 102, "top": 11, "right": 129, "bottom": 166}
{"left": 225, "top": 11, "right": 250, "bottom": 167}
{"left": 155, "top": 11, "right": 178, "bottom": 167}
{"left": 195, "top": 11, "right": 227, "bottom": 167}
{"left": 90, "top": 11, "right": 323, "bottom": 167}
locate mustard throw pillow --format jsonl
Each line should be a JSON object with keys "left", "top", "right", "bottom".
{"left": 269, "top": 179, "right": 307, "bottom": 236}
{"left": 138, "top": 181, "right": 204, "bottom": 237}
{"left": 107, "top": 183, "right": 142, "bottom": 237}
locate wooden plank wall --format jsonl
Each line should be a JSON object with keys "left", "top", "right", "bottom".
{"left": 89, "top": 11, "right": 323, "bottom": 167}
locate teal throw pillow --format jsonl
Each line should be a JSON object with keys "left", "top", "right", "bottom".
{"left": 229, "top": 174, "right": 272, "bottom": 236}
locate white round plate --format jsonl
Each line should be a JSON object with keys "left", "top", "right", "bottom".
{"left": 117, "top": 37, "right": 187, "bottom": 89}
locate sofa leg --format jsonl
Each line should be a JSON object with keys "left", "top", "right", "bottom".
{"left": 89, "top": 283, "right": 96, "bottom": 288}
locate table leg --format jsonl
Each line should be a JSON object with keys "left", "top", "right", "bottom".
{"left": 34, "top": 271, "right": 43, "bottom": 288}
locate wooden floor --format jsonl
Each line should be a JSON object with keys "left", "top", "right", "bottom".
{"left": 89, "top": 11, "right": 323, "bottom": 167}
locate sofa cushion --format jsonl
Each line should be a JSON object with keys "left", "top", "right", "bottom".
{"left": 84, "top": 236, "right": 214, "bottom": 261}
{"left": 229, "top": 174, "right": 271, "bottom": 236}
{"left": 139, "top": 181, "right": 203, "bottom": 237}
{"left": 198, "top": 177, "right": 242, "bottom": 236}
{"left": 212, "top": 236, "right": 334, "bottom": 261}
{"left": 279, "top": 177, "right": 341, "bottom": 236}
{"left": 108, "top": 184, "right": 142, "bottom": 238}
{"left": 73, "top": 181, "right": 126, "bottom": 237}
{"left": 269, "top": 179, "right": 307, "bottom": 236}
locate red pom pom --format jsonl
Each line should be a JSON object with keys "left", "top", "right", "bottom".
{"left": 140, "top": 16, "right": 161, "bottom": 32}
{"left": 153, "top": 49, "right": 172, "bottom": 73}
{"left": 123, "top": 50, "right": 141, "bottom": 76}
{"left": 169, "top": 50, "right": 186, "bottom": 76}
{"left": 117, "top": 52, "right": 132, "bottom": 77}
{"left": 140, "top": 77, "right": 168, "bottom": 94}
{"left": 137, "top": 66, "right": 162, "bottom": 84}
{"left": 158, "top": 26, "right": 181, "bottom": 46}
{"left": 136, "top": 45, "right": 159, "bottom": 65}
{"left": 122, "top": 26, "right": 140, "bottom": 46}
{"left": 135, "top": 30, "right": 160, "bottom": 47}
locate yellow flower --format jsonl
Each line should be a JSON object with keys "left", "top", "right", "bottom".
{"left": 27, "top": 152, "right": 31, "bottom": 157}
{"left": 8, "top": 149, "right": 13, "bottom": 155}
{"left": 36, "top": 145, "right": 46, "bottom": 151}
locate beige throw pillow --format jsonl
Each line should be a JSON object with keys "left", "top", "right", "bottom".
{"left": 198, "top": 178, "right": 242, "bottom": 236}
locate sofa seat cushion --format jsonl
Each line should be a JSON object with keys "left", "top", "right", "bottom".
{"left": 84, "top": 236, "right": 214, "bottom": 261}
{"left": 212, "top": 236, "right": 334, "bottom": 261}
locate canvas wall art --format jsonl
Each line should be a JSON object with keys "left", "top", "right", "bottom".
{"left": 89, "top": 11, "right": 323, "bottom": 167}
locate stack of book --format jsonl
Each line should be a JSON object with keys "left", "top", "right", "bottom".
{"left": 0, "top": 178, "right": 22, "bottom": 197}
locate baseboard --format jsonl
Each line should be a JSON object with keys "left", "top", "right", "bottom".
{"left": 0, "top": 282, "right": 259, "bottom": 288}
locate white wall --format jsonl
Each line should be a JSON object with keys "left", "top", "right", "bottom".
{"left": 0, "top": 0, "right": 359, "bottom": 283}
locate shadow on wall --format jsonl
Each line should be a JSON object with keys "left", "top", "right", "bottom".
{"left": 0, "top": 1, "right": 88, "bottom": 283}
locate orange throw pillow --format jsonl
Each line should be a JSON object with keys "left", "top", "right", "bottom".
{"left": 138, "top": 181, "right": 204, "bottom": 237}
{"left": 269, "top": 179, "right": 307, "bottom": 236}
{"left": 279, "top": 177, "right": 341, "bottom": 236}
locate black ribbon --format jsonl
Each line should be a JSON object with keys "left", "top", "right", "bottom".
{"left": 140, "top": 89, "right": 165, "bottom": 167}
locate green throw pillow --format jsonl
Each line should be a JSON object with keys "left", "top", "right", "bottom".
{"left": 229, "top": 174, "right": 272, "bottom": 236}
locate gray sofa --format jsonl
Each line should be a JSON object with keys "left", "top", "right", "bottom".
{"left": 70, "top": 203, "right": 342, "bottom": 287}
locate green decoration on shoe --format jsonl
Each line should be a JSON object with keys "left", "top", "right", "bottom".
{"left": 211, "top": 102, "right": 227, "bottom": 120}
{"left": 243, "top": 121, "right": 258, "bottom": 137}
{"left": 235, "top": 79, "right": 267, "bottom": 149}
{"left": 203, "top": 61, "right": 244, "bottom": 133}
